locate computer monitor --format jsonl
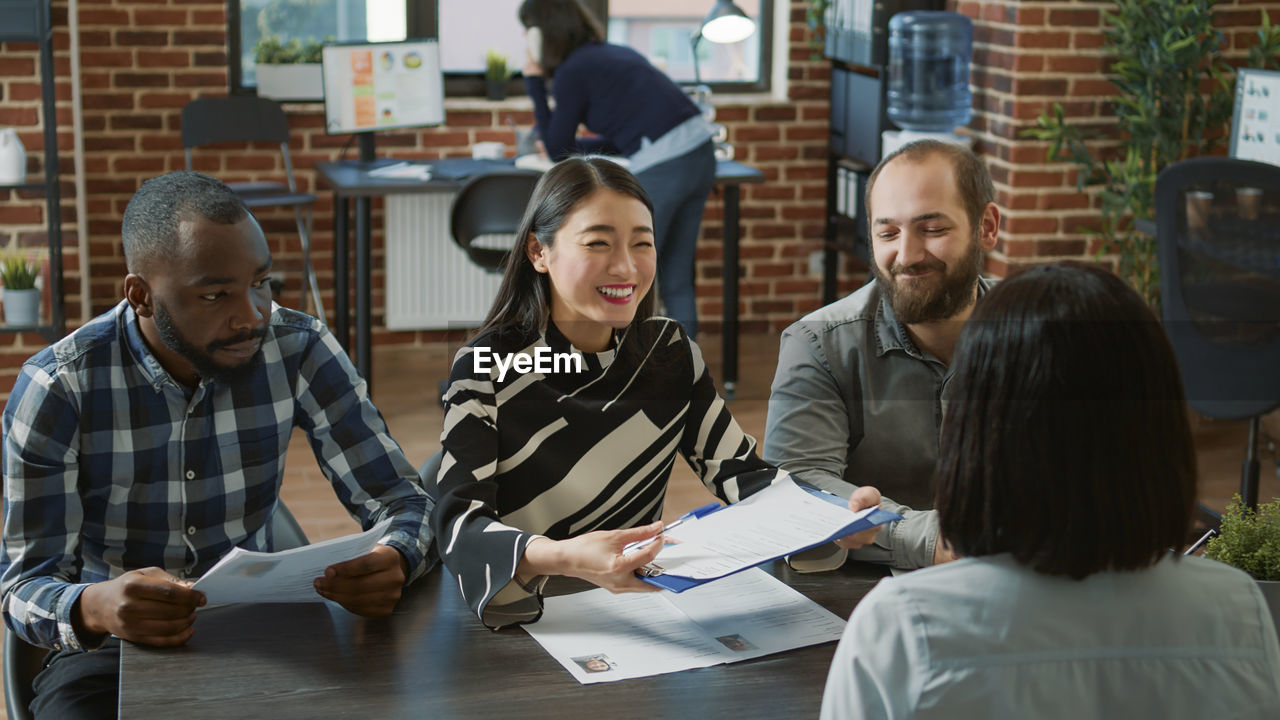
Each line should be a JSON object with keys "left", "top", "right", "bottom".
{"left": 1230, "top": 68, "right": 1280, "bottom": 167}
{"left": 322, "top": 39, "right": 445, "bottom": 164}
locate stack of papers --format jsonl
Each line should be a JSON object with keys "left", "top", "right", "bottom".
{"left": 366, "top": 162, "right": 432, "bottom": 180}
{"left": 191, "top": 518, "right": 391, "bottom": 606}
{"left": 524, "top": 568, "right": 849, "bottom": 684}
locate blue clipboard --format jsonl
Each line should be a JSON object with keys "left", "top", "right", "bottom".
{"left": 637, "top": 488, "right": 901, "bottom": 592}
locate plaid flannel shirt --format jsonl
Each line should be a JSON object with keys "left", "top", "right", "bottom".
{"left": 1, "top": 301, "right": 433, "bottom": 651}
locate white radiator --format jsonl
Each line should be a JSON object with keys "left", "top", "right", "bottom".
{"left": 384, "top": 193, "right": 508, "bottom": 330}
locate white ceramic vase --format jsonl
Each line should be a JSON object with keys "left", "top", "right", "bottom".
{"left": 2, "top": 287, "right": 40, "bottom": 326}
{"left": 255, "top": 64, "right": 324, "bottom": 102}
{"left": 0, "top": 128, "right": 26, "bottom": 185}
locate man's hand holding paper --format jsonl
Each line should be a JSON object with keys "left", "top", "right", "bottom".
{"left": 192, "top": 518, "right": 394, "bottom": 607}
{"left": 314, "top": 543, "right": 409, "bottom": 618}
{"left": 834, "top": 486, "right": 886, "bottom": 550}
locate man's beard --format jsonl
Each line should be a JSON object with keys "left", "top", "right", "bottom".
{"left": 153, "top": 300, "right": 265, "bottom": 386}
{"left": 873, "top": 230, "right": 984, "bottom": 324}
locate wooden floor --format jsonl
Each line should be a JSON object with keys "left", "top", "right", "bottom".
{"left": 1, "top": 331, "right": 1277, "bottom": 718}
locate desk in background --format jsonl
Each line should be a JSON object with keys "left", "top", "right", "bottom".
{"left": 315, "top": 159, "right": 764, "bottom": 398}
{"left": 119, "top": 560, "right": 885, "bottom": 719}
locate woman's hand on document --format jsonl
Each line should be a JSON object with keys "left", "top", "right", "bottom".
{"left": 832, "top": 486, "right": 886, "bottom": 551}
{"left": 520, "top": 522, "right": 666, "bottom": 593}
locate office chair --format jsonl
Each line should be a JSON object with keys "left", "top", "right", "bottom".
{"left": 450, "top": 171, "right": 542, "bottom": 272}
{"left": 419, "top": 449, "right": 444, "bottom": 496}
{"left": 437, "top": 171, "right": 542, "bottom": 406}
{"left": 181, "top": 96, "right": 325, "bottom": 322}
{"left": 1155, "top": 157, "right": 1280, "bottom": 512}
{"left": 2, "top": 502, "right": 310, "bottom": 720}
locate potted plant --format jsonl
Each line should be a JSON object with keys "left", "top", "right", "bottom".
{"left": 1205, "top": 496, "right": 1280, "bottom": 637}
{"left": 0, "top": 251, "right": 41, "bottom": 326}
{"left": 485, "top": 50, "right": 513, "bottom": 101}
{"left": 254, "top": 35, "right": 329, "bottom": 101}
{"left": 1025, "top": 1, "right": 1280, "bottom": 311}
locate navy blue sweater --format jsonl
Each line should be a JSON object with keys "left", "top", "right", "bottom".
{"left": 525, "top": 42, "right": 699, "bottom": 161}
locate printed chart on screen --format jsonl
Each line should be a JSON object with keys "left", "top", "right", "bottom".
{"left": 322, "top": 39, "right": 444, "bottom": 135}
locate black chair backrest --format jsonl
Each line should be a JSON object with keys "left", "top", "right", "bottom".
{"left": 181, "top": 96, "right": 291, "bottom": 148}
{"left": 449, "top": 171, "right": 541, "bottom": 273}
{"left": 272, "top": 501, "right": 309, "bottom": 550}
{"left": 4, "top": 630, "right": 42, "bottom": 720}
{"left": 418, "top": 449, "right": 444, "bottom": 500}
{"left": 1155, "top": 157, "right": 1280, "bottom": 420}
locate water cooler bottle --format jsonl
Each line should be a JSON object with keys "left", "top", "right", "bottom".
{"left": 882, "top": 11, "right": 974, "bottom": 157}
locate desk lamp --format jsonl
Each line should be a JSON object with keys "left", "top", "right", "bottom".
{"left": 690, "top": 0, "right": 756, "bottom": 88}
{"left": 689, "top": 0, "right": 756, "bottom": 156}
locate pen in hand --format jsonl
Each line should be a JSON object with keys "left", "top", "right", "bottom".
{"left": 622, "top": 501, "right": 722, "bottom": 555}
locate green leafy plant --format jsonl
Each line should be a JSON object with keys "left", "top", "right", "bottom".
{"left": 0, "top": 253, "right": 39, "bottom": 291}
{"left": 1024, "top": 1, "right": 1280, "bottom": 310}
{"left": 806, "top": 0, "right": 830, "bottom": 55}
{"left": 253, "top": 34, "right": 331, "bottom": 64}
{"left": 485, "top": 50, "right": 512, "bottom": 84}
{"left": 1205, "top": 496, "right": 1280, "bottom": 582}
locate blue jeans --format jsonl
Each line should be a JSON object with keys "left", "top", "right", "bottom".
{"left": 636, "top": 141, "right": 716, "bottom": 339}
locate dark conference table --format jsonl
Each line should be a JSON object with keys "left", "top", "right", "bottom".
{"left": 118, "top": 560, "right": 888, "bottom": 719}
{"left": 315, "top": 158, "right": 765, "bottom": 398}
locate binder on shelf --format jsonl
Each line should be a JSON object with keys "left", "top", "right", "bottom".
{"left": 823, "top": 0, "right": 945, "bottom": 67}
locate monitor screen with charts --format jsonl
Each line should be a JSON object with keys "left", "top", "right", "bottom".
{"left": 1230, "top": 68, "right": 1280, "bottom": 167}
{"left": 322, "top": 39, "right": 444, "bottom": 136}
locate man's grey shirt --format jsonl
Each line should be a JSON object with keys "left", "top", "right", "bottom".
{"left": 764, "top": 277, "right": 994, "bottom": 569}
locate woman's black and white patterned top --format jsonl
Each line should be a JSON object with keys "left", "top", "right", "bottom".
{"left": 431, "top": 317, "right": 785, "bottom": 628}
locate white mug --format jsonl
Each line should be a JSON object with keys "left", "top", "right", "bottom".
{"left": 0, "top": 128, "right": 26, "bottom": 185}
{"left": 472, "top": 141, "right": 504, "bottom": 160}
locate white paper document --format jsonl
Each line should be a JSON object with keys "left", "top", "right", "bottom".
{"left": 191, "top": 518, "right": 392, "bottom": 606}
{"left": 522, "top": 568, "right": 848, "bottom": 684}
{"left": 649, "top": 477, "right": 888, "bottom": 580}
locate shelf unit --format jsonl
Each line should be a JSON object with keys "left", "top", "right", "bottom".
{"left": 820, "top": 0, "right": 944, "bottom": 304}
{"left": 0, "top": 0, "right": 66, "bottom": 341}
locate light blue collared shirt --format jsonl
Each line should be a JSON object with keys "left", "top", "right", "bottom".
{"left": 822, "top": 553, "right": 1280, "bottom": 719}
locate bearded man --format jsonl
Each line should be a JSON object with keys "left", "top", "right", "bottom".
{"left": 764, "top": 140, "right": 1000, "bottom": 571}
{"left": 1, "top": 171, "right": 434, "bottom": 719}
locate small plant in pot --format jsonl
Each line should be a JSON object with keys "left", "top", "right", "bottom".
{"left": 1204, "top": 496, "right": 1280, "bottom": 636}
{"left": 0, "top": 252, "right": 41, "bottom": 326}
{"left": 253, "top": 35, "right": 330, "bottom": 101}
{"left": 485, "top": 50, "right": 513, "bottom": 101}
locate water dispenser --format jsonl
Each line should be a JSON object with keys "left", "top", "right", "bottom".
{"left": 882, "top": 10, "right": 974, "bottom": 157}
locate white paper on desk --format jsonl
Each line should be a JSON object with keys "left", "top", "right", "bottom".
{"left": 652, "top": 477, "right": 879, "bottom": 579}
{"left": 366, "top": 163, "right": 432, "bottom": 180}
{"left": 523, "top": 568, "right": 846, "bottom": 685}
{"left": 191, "top": 518, "right": 392, "bottom": 606}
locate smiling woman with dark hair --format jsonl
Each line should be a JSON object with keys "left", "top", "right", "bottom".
{"left": 821, "top": 262, "right": 1280, "bottom": 719}
{"left": 429, "top": 157, "right": 882, "bottom": 630}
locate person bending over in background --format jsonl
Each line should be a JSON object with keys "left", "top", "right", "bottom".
{"left": 518, "top": 0, "right": 717, "bottom": 339}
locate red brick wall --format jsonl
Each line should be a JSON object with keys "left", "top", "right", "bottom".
{"left": 956, "top": 0, "right": 1280, "bottom": 276}
{"left": 1, "top": 0, "right": 1275, "bottom": 396}
{"left": 0, "top": 0, "right": 835, "bottom": 394}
